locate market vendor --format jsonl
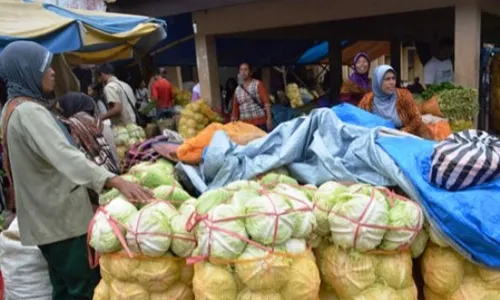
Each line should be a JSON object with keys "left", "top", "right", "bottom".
{"left": 231, "top": 62, "right": 273, "bottom": 132}
{"left": 340, "top": 52, "right": 372, "bottom": 106}
{"left": 359, "top": 65, "right": 429, "bottom": 137}
{"left": 0, "top": 41, "right": 152, "bottom": 299}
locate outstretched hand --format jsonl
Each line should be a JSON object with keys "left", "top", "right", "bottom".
{"left": 106, "top": 176, "right": 153, "bottom": 203}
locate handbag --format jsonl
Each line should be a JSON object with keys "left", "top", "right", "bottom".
{"left": 115, "top": 81, "right": 147, "bottom": 127}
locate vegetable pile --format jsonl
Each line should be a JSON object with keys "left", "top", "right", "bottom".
{"left": 286, "top": 83, "right": 303, "bottom": 108}
{"left": 173, "top": 87, "right": 192, "bottom": 107}
{"left": 187, "top": 172, "right": 321, "bottom": 300}
{"left": 90, "top": 159, "right": 196, "bottom": 300}
{"left": 312, "top": 181, "right": 424, "bottom": 299}
{"left": 178, "top": 99, "right": 221, "bottom": 139}
{"left": 422, "top": 243, "right": 500, "bottom": 300}
{"left": 113, "top": 124, "right": 147, "bottom": 162}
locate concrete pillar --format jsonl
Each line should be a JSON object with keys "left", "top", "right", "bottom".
{"left": 454, "top": 3, "right": 481, "bottom": 88}
{"left": 195, "top": 34, "right": 221, "bottom": 109}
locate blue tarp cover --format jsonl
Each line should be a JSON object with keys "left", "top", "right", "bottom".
{"left": 176, "top": 108, "right": 500, "bottom": 268}
{"left": 332, "top": 103, "right": 395, "bottom": 129}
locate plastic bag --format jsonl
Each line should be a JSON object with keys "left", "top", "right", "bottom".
{"left": 430, "top": 130, "right": 500, "bottom": 191}
{"left": 421, "top": 115, "right": 452, "bottom": 141}
{"left": 0, "top": 218, "right": 52, "bottom": 300}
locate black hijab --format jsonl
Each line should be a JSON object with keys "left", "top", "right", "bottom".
{"left": 58, "top": 92, "right": 97, "bottom": 119}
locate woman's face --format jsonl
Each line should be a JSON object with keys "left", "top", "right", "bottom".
{"left": 41, "top": 67, "right": 56, "bottom": 94}
{"left": 381, "top": 71, "right": 396, "bottom": 95}
{"left": 239, "top": 64, "right": 251, "bottom": 81}
{"left": 355, "top": 56, "right": 369, "bottom": 74}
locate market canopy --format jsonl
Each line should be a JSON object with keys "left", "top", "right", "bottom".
{"left": 0, "top": 0, "right": 167, "bottom": 64}
{"left": 297, "top": 41, "right": 391, "bottom": 65}
{"left": 150, "top": 13, "right": 315, "bottom": 67}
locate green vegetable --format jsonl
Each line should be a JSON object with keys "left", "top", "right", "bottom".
{"left": 421, "top": 82, "right": 458, "bottom": 100}
{"left": 153, "top": 185, "right": 191, "bottom": 207}
{"left": 313, "top": 181, "right": 348, "bottom": 236}
{"left": 380, "top": 199, "right": 424, "bottom": 251}
{"left": 437, "top": 88, "right": 479, "bottom": 121}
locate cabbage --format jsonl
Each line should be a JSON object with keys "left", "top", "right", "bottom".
{"left": 478, "top": 266, "right": 500, "bottom": 290}
{"left": 193, "top": 262, "right": 238, "bottom": 300}
{"left": 260, "top": 173, "right": 298, "bottom": 189}
{"left": 300, "top": 184, "right": 317, "bottom": 201}
{"left": 154, "top": 159, "right": 175, "bottom": 174}
{"left": 245, "top": 193, "right": 295, "bottom": 245}
{"left": 128, "top": 161, "right": 153, "bottom": 178}
{"left": 235, "top": 245, "right": 291, "bottom": 292}
{"left": 195, "top": 204, "right": 247, "bottom": 259}
{"left": 109, "top": 280, "right": 148, "bottom": 300}
{"left": 282, "top": 253, "right": 321, "bottom": 300}
{"left": 375, "top": 251, "right": 413, "bottom": 289}
{"left": 237, "top": 290, "right": 282, "bottom": 300}
{"left": 449, "top": 277, "right": 489, "bottom": 300}
{"left": 126, "top": 202, "right": 177, "bottom": 256}
{"left": 284, "top": 239, "right": 307, "bottom": 255}
{"left": 347, "top": 184, "right": 387, "bottom": 203}
{"left": 170, "top": 214, "right": 196, "bottom": 257}
{"left": 152, "top": 185, "right": 191, "bottom": 207}
{"left": 274, "top": 184, "right": 316, "bottom": 239}
{"left": 126, "top": 123, "right": 146, "bottom": 140}
{"left": 99, "top": 175, "right": 138, "bottom": 205}
{"left": 328, "top": 193, "right": 389, "bottom": 251}
{"left": 195, "top": 188, "right": 233, "bottom": 214}
{"left": 353, "top": 285, "right": 400, "bottom": 300}
{"left": 230, "top": 189, "right": 260, "bottom": 214}
{"left": 138, "top": 165, "right": 178, "bottom": 189}
{"left": 380, "top": 199, "right": 423, "bottom": 250}
{"left": 113, "top": 126, "right": 130, "bottom": 146}
{"left": 410, "top": 229, "right": 429, "bottom": 258}
{"left": 90, "top": 198, "right": 138, "bottom": 253}
{"left": 225, "top": 180, "right": 262, "bottom": 193}
{"left": 93, "top": 281, "right": 109, "bottom": 300}
{"left": 179, "top": 198, "right": 196, "bottom": 217}
{"left": 422, "top": 245, "right": 464, "bottom": 295}
{"left": 132, "top": 256, "right": 180, "bottom": 292}
{"left": 313, "top": 181, "right": 348, "bottom": 236}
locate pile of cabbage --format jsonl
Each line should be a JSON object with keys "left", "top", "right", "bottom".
{"left": 188, "top": 173, "right": 321, "bottom": 300}
{"left": 91, "top": 159, "right": 196, "bottom": 300}
{"left": 113, "top": 124, "right": 147, "bottom": 161}
{"left": 173, "top": 87, "right": 192, "bottom": 107}
{"left": 422, "top": 238, "right": 500, "bottom": 300}
{"left": 312, "top": 181, "right": 425, "bottom": 299}
{"left": 178, "top": 99, "right": 221, "bottom": 139}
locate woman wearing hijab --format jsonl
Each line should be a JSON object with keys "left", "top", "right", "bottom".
{"left": 58, "top": 92, "right": 119, "bottom": 174}
{"left": 340, "top": 52, "right": 372, "bottom": 106}
{"left": 358, "top": 65, "right": 429, "bottom": 137}
{"left": 0, "top": 41, "right": 151, "bottom": 300}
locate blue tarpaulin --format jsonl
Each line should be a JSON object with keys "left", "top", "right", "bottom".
{"left": 175, "top": 108, "right": 500, "bottom": 268}
{"left": 332, "top": 103, "right": 395, "bottom": 129}
{"left": 297, "top": 41, "right": 349, "bottom": 64}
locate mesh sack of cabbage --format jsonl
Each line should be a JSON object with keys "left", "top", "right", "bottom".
{"left": 421, "top": 242, "right": 500, "bottom": 300}
{"left": 89, "top": 197, "right": 199, "bottom": 300}
{"left": 185, "top": 180, "right": 321, "bottom": 300}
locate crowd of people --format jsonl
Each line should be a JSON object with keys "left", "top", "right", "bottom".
{"left": 0, "top": 37, "right": 455, "bottom": 299}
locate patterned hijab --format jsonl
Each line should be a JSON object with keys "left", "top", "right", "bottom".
{"left": 349, "top": 52, "right": 371, "bottom": 91}
{"left": 371, "top": 65, "right": 402, "bottom": 128}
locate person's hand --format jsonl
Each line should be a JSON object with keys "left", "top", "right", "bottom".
{"left": 266, "top": 119, "right": 273, "bottom": 132}
{"left": 106, "top": 176, "right": 153, "bottom": 203}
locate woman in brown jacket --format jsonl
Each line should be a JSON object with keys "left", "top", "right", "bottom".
{"left": 359, "top": 65, "right": 429, "bottom": 137}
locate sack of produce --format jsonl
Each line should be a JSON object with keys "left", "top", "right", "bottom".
{"left": 422, "top": 244, "right": 500, "bottom": 300}
{"left": 430, "top": 130, "right": 500, "bottom": 191}
{"left": 187, "top": 179, "right": 321, "bottom": 300}
{"left": 312, "top": 182, "right": 425, "bottom": 299}
{"left": 178, "top": 99, "right": 221, "bottom": 139}
{"left": 286, "top": 83, "right": 304, "bottom": 108}
{"left": 89, "top": 194, "right": 196, "bottom": 300}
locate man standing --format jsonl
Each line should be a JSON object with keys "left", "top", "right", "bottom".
{"left": 96, "top": 64, "right": 137, "bottom": 125}
{"left": 423, "top": 38, "right": 454, "bottom": 85}
{"left": 151, "top": 68, "right": 175, "bottom": 119}
{"left": 0, "top": 41, "right": 151, "bottom": 299}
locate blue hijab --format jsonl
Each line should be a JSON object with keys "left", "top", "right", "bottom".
{"left": 0, "top": 41, "right": 53, "bottom": 103}
{"left": 371, "top": 65, "right": 402, "bottom": 128}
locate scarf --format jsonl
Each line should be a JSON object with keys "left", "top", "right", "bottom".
{"left": 0, "top": 41, "right": 53, "bottom": 103}
{"left": 349, "top": 52, "right": 371, "bottom": 91}
{"left": 371, "top": 65, "right": 402, "bottom": 128}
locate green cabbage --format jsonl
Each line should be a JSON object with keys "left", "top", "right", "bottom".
{"left": 328, "top": 193, "right": 389, "bottom": 251}
{"left": 300, "top": 184, "right": 317, "bottom": 201}
{"left": 154, "top": 158, "right": 175, "bottom": 174}
{"left": 313, "top": 181, "right": 348, "bottom": 236}
{"left": 195, "top": 188, "right": 233, "bottom": 214}
{"left": 224, "top": 180, "right": 262, "bottom": 193}
{"left": 126, "top": 123, "right": 146, "bottom": 140}
{"left": 284, "top": 238, "right": 307, "bottom": 255}
{"left": 259, "top": 173, "right": 298, "bottom": 189}
{"left": 138, "top": 165, "right": 178, "bottom": 189}
{"left": 274, "top": 184, "right": 316, "bottom": 239}
{"left": 411, "top": 229, "right": 429, "bottom": 258}
{"left": 170, "top": 214, "right": 196, "bottom": 257}
{"left": 152, "top": 185, "right": 191, "bottom": 207}
{"left": 230, "top": 189, "right": 260, "bottom": 214}
{"left": 99, "top": 175, "right": 138, "bottom": 205}
{"left": 178, "top": 198, "right": 196, "bottom": 217}
{"left": 245, "top": 193, "right": 295, "bottom": 245}
{"left": 128, "top": 161, "right": 153, "bottom": 178}
{"left": 113, "top": 126, "right": 130, "bottom": 146}
{"left": 126, "top": 201, "right": 177, "bottom": 256}
{"left": 195, "top": 204, "right": 248, "bottom": 259}
{"left": 380, "top": 199, "right": 424, "bottom": 250}
{"left": 90, "top": 197, "right": 138, "bottom": 253}
{"left": 347, "top": 184, "right": 387, "bottom": 203}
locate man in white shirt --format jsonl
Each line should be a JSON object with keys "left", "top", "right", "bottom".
{"left": 96, "top": 64, "right": 137, "bottom": 125}
{"left": 423, "top": 38, "right": 454, "bottom": 85}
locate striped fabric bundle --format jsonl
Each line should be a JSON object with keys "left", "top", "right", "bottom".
{"left": 430, "top": 130, "right": 500, "bottom": 191}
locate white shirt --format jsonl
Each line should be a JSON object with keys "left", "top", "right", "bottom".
{"left": 423, "top": 57, "right": 454, "bottom": 85}
{"left": 103, "top": 76, "right": 137, "bottom": 125}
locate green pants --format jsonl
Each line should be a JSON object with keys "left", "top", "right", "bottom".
{"left": 38, "top": 234, "right": 101, "bottom": 300}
